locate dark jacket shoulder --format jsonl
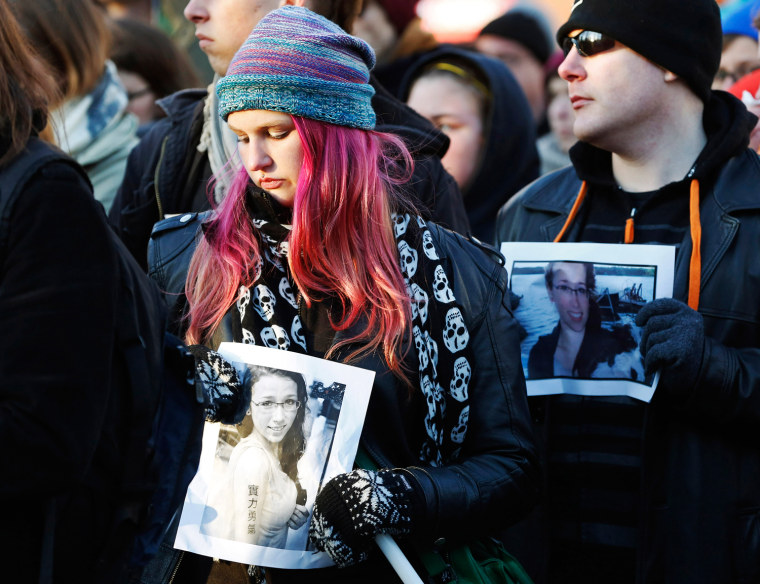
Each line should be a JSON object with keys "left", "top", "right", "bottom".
{"left": 426, "top": 222, "right": 511, "bottom": 327}
{"left": 495, "top": 167, "right": 582, "bottom": 245}
{"left": 148, "top": 211, "right": 208, "bottom": 328}
{"left": 108, "top": 88, "right": 207, "bottom": 269}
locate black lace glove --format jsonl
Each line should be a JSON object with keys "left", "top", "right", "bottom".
{"left": 635, "top": 298, "right": 705, "bottom": 395}
{"left": 189, "top": 345, "right": 251, "bottom": 424}
{"left": 308, "top": 468, "right": 421, "bottom": 567}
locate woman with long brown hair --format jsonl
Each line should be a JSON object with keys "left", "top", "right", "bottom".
{"left": 9, "top": 0, "right": 139, "bottom": 211}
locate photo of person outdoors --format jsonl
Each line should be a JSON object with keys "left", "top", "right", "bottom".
{"left": 202, "top": 366, "right": 310, "bottom": 549}
{"left": 524, "top": 261, "right": 644, "bottom": 381}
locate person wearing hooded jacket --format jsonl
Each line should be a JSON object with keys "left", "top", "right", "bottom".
{"left": 494, "top": 0, "right": 760, "bottom": 583}
{"left": 401, "top": 45, "right": 540, "bottom": 243}
{"left": 107, "top": 0, "right": 469, "bottom": 271}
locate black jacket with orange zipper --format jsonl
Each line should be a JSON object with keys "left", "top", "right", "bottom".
{"left": 494, "top": 90, "right": 760, "bottom": 584}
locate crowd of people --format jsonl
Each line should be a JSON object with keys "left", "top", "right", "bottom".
{"left": 3, "top": 0, "right": 760, "bottom": 582}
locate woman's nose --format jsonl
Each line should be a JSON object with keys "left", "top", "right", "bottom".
{"left": 270, "top": 404, "right": 286, "bottom": 421}
{"left": 244, "top": 143, "right": 272, "bottom": 172}
{"left": 183, "top": 0, "right": 208, "bottom": 24}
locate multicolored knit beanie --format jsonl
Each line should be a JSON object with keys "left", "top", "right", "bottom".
{"left": 217, "top": 5, "right": 376, "bottom": 129}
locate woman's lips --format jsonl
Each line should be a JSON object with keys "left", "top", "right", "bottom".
{"left": 260, "top": 178, "right": 284, "bottom": 190}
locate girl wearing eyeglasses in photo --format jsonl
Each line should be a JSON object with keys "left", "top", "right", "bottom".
{"left": 528, "top": 261, "right": 638, "bottom": 380}
{"left": 215, "top": 366, "right": 310, "bottom": 548}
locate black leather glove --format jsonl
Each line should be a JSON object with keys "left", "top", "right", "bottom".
{"left": 635, "top": 298, "right": 705, "bottom": 395}
{"left": 308, "top": 468, "right": 421, "bottom": 567}
{"left": 189, "top": 345, "right": 250, "bottom": 424}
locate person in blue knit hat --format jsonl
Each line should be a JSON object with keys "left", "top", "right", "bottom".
{"left": 147, "top": 5, "right": 538, "bottom": 583}
{"left": 108, "top": 0, "right": 470, "bottom": 276}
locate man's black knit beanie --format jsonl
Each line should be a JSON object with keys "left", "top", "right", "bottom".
{"left": 556, "top": 0, "right": 722, "bottom": 103}
{"left": 479, "top": 11, "right": 553, "bottom": 65}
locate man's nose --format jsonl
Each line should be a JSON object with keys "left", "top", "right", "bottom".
{"left": 559, "top": 48, "right": 585, "bottom": 83}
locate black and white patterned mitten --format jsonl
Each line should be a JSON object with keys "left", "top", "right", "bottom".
{"left": 189, "top": 345, "right": 251, "bottom": 424}
{"left": 308, "top": 468, "right": 420, "bottom": 567}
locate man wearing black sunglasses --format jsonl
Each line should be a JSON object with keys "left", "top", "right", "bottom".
{"left": 496, "top": 0, "right": 760, "bottom": 583}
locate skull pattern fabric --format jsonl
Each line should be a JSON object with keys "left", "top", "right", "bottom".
{"left": 237, "top": 219, "right": 301, "bottom": 351}
{"left": 235, "top": 214, "right": 473, "bottom": 466}
{"left": 394, "top": 214, "right": 474, "bottom": 466}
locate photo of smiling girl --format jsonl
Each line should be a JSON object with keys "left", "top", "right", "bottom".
{"left": 528, "top": 261, "right": 639, "bottom": 380}
{"left": 204, "top": 366, "right": 310, "bottom": 548}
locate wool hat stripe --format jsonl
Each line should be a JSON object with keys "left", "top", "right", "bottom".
{"left": 229, "top": 38, "right": 372, "bottom": 83}
{"left": 218, "top": 5, "right": 376, "bottom": 129}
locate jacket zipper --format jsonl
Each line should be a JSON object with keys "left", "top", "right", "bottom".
{"left": 167, "top": 550, "right": 184, "bottom": 584}
{"left": 297, "top": 290, "right": 304, "bottom": 324}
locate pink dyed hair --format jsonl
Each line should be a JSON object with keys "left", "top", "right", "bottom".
{"left": 185, "top": 115, "right": 416, "bottom": 379}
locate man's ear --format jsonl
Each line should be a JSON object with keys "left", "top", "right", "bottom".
{"left": 663, "top": 70, "right": 679, "bottom": 83}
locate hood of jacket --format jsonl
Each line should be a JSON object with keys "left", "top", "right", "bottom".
{"left": 156, "top": 87, "right": 209, "bottom": 122}
{"left": 398, "top": 45, "right": 540, "bottom": 241}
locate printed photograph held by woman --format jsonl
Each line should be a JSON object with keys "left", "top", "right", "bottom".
{"left": 202, "top": 366, "right": 310, "bottom": 549}
{"left": 527, "top": 261, "right": 641, "bottom": 380}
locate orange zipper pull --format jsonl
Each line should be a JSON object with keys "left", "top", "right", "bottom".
{"left": 624, "top": 208, "right": 636, "bottom": 244}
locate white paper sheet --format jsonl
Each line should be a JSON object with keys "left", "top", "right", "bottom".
{"left": 175, "top": 344, "right": 375, "bottom": 569}
{"left": 500, "top": 242, "right": 675, "bottom": 403}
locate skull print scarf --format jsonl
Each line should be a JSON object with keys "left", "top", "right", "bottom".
{"left": 236, "top": 212, "right": 474, "bottom": 466}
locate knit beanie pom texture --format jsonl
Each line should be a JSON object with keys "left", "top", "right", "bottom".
{"left": 217, "top": 6, "right": 376, "bottom": 129}
{"left": 556, "top": 0, "right": 722, "bottom": 103}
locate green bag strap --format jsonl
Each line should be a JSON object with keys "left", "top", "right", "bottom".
{"left": 419, "top": 546, "right": 457, "bottom": 583}
{"left": 354, "top": 446, "right": 378, "bottom": 473}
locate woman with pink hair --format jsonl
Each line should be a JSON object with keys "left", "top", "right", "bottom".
{"left": 149, "top": 6, "right": 537, "bottom": 582}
